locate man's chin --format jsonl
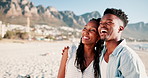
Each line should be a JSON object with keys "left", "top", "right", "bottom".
{"left": 100, "top": 37, "right": 106, "bottom": 40}
{"left": 100, "top": 38, "right": 106, "bottom": 41}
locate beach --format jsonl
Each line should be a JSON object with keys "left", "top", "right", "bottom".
{"left": 0, "top": 40, "right": 147, "bottom": 78}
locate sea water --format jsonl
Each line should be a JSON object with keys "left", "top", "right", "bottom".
{"left": 127, "top": 42, "right": 148, "bottom": 51}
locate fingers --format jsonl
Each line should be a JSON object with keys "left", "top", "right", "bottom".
{"left": 61, "top": 46, "right": 69, "bottom": 55}
{"left": 61, "top": 52, "right": 64, "bottom": 55}
{"left": 63, "top": 46, "right": 69, "bottom": 52}
{"left": 64, "top": 46, "right": 69, "bottom": 50}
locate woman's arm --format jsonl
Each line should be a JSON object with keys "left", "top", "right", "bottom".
{"left": 57, "top": 46, "right": 69, "bottom": 78}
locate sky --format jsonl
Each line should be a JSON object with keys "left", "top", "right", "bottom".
{"left": 30, "top": 0, "right": 148, "bottom": 23}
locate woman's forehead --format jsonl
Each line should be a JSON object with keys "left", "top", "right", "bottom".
{"left": 87, "top": 21, "right": 99, "bottom": 26}
{"left": 85, "top": 24, "right": 98, "bottom": 28}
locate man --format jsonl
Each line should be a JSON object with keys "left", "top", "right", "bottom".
{"left": 98, "top": 8, "right": 147, "bottom": 78}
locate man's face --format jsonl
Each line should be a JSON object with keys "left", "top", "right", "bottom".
{"left": 98, "top": 14, "right": 123, "bottom": 41}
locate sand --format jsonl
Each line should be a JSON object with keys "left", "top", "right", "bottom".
{"left": 136, "top": 51, "right": 148, "bottom": 74}
{"left": 0, "top": 40, "right": 73, "bottom": 78}
{"left": 0, "top": 40, "right": 147, "bottom": 78}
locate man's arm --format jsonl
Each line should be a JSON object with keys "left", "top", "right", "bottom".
{"left": 57, "top": 46, "right": 69, "bottom": 78}
{"left": 119, "top": 51, "right": 147, "bottom": 78}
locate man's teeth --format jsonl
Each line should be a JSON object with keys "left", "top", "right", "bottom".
{"left": 101, "top": 30, "right": 107, "bottom": 33}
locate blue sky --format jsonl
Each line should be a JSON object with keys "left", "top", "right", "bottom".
{"left": 30, "top": 0, "right": 148, "bottom": 23}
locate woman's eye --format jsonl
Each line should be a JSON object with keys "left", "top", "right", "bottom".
{"left": 82, "top": 27, "right": 87, "bottom": 31}
{"left": 90, "top": 29, "right": 96, "bottom": 32}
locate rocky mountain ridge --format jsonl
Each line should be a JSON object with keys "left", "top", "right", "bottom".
{"left": 0, "top": 0, "right": 101, "bottom": 28}
{"left": 0, "top": 0, "right": 148, "bottom": 41}
{"left": 123, "top": 22, "right": 148, "bottom": 41}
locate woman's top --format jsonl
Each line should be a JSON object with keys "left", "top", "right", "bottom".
{"left": 65, "top": 47, "right": 95, "bottom": 78}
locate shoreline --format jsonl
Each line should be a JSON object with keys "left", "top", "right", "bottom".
{"left": 0, "top": 39, "right": 73, "bottom": 44}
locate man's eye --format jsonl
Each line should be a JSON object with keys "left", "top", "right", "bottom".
{"left": 107, "top": 22, "right": 113, "bottom": 24}
{"left": 100, "top": 23, "right": 103, "bottom": 25}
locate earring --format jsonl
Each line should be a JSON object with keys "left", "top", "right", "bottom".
{"left": 95, "top": 46, "right": 97, "bottom": 50}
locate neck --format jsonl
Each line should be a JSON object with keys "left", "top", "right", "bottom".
{"left": 84, "top": 44, "right": 95, "bottom": 58}
{"left": 105, "top": 39, "right": 121, "bottom": 55}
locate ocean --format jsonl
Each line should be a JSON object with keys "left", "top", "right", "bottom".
{"left": 127, "top": 42, "right": 148, "bottom": 52}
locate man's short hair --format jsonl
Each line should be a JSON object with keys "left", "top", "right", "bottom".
{"left": 103, "top": 8, "right": 128, "bottom": 27}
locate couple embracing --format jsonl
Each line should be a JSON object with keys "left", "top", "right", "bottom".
{"left": 58, "top": 8, "right": 147, "bottom": 78}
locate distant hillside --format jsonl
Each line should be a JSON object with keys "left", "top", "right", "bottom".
{"left": 123, "top": 22, "right": 148, "bottom": 41}
{"left": 0, "top": 0, "right": 148, "bottom": 41}
{"left": 0, "top": 0, "right": 101, "bottom": 28}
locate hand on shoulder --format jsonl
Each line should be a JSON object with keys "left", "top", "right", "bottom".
{"left": 62, "top": 46, "right": 69, "bottom": 58}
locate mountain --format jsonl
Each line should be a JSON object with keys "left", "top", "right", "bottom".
{"left": 0, "top": 0, "right": 101, "bottom": 28}
{"left": 81, "top": 11, "right": 101, "bottom": 23}
{"left": 123, "top": 22, "right": 148, "bottom": 41}
{"left": 0, "top": 0, "right": 66, "bottom": 26}
{"left": 0, "top": 0, "right": 148, "bottom": 41}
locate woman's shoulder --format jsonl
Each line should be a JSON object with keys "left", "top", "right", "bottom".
{"left": 68, "top": 44, "right": 77, "bottom": 59}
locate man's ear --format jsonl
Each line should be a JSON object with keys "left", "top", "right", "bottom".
{"left": 119, "top": 26, "right": 124, "bottom": 32}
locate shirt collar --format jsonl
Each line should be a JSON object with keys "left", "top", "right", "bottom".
{"left": 100, "top": 39, "right": 126, "bottom": 62}
{"left": 111, "top": 39, "right": 126, "bottom": 57}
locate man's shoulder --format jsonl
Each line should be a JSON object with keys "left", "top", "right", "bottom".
{"left": 119, "top": 45, "right": 139, "bottom": 61}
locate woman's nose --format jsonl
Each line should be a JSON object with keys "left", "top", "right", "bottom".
{"left": 83, "top": 30, "right": 89, "bottom": 35}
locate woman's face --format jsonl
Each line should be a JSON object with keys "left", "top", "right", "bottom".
{"left": 82, "top": 20, "right": 100, "bottom": 45}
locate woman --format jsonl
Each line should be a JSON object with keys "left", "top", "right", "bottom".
{"left": 58, "top": 18, "right": 103, "bottom": 78}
